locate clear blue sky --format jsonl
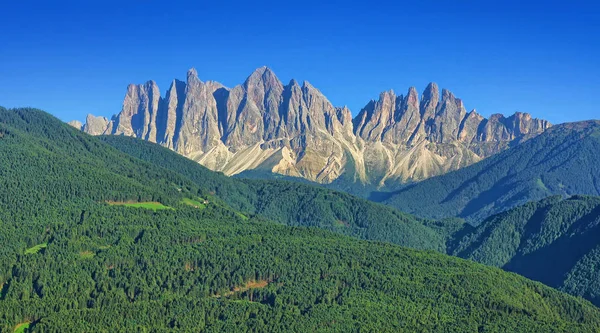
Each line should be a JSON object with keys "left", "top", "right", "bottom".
{"left": 0, "top": 0, "right": 598, "bottom": 124}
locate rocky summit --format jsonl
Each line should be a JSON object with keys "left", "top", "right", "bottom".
{"left": 71, "top": 67, "right": 550, "bottom": 185}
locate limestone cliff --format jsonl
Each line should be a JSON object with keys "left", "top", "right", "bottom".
{"left": 73, "top": 67, "right": 551, "bottom": 185}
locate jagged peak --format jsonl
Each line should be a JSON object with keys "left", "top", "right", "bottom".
{"left": 421, "top": 82, "right": 440, "bottom": 102}
{"left": 251, "top": 65, "right": 271, "bottom": 75}
{"left": 86, "top": 113, "right": 108, "bottom": 122}
{"left": 441, "top": 88, "right": 456, "bottom": 101}
{"left": 466, "top": 109, "right": 483, "bottom": 120}
{"left": 425, "top": 82, "right": 439, "bottom": 91}
{"left": 510, "top": 111, "right": 532, "bottom": 119}
{"left": 336, "top": 105, "right": 353, "bottom": 124}
{"left": 406, "top": 87, "right": 419, "bottom": 106}
{"left": 187, "top": 68, "right": 198, "bottom": 78}
{"left": 489, "top": 113, "right": 505, "bottom": 121}
{"left": 301, "top": 81, "right": 326, "bottom": 97}
{"left": 244, "top": 66, "right": 282, "bottom": 89}
{"left": 167, "top": 79, "right": 186, "bottom": 93}
{"left": 126, "top": 80, "right": 159, "bottom": 97}
{"left": 377, "top": 89, "right": 396, "bottom": 102}
{"left": 287, "top": 78, "right": 300, "bottom": 88}
{"left": 302, "top": 80, "right": 317, "bottom": 90}
{"left": 186, "top": 68, "right": 202, "bottom": 85}
{"left": 67, "top": 120, "right": 83, "bottom": 130}
{"left": 170, "top": 78, "right": 185, "bottom": 86}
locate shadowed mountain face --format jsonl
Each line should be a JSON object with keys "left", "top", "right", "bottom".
{"left": 451, "top": 195, "right": 600, "bottom": 306}
{"left": 72, "top": 67, "right": 550, "bottom": 185}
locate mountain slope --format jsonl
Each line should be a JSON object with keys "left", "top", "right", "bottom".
{"left": 451, "top": 195, "right": 600, "bottom": 306}
{"left": 1, "top": 107, "right": 599, "bottom": 331}
{"left": 72, "top": 67, "right": 549, "bottom": 185}
{"left": 381, "top": 121, "right": 600, "bottom": 223}
{"left": 0, "top": 107, "right": 200, "bottom": 209}
{"left": 0, "top": 106, "right": 444, "bottom": 251}
{"left": 100, "top": 135, "right": 447, "bottom": 251}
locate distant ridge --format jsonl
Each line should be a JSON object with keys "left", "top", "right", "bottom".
{"left": 382, "top": 120, "right": 600, "bottom": 223}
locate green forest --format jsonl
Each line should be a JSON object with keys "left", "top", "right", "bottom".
{"left": 450, "top": 195, "right": 600, "bottom": 307}
{"left": 2, "top": 107, "right": 600, "bottom": 331}
{"left": 101, "top": 135, "right": 448, "bottom": 252}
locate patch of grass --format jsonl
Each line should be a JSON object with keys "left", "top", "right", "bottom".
{"left": 79, "top": 251, "right": 95, "bottom": 259}
{"left": 106, "top": 201, "right": 173, "bottom": 211}
{"left": 236, "top": 212, "right": 249, "bottom": 221}
{"left": 24, "top": 243, "right": 47, "bottom": 255}
{"left": 14, "top": 322, "right": 30, "bottom": 333}
{"left": 535, "top": 178, "right": 549, "bottom": 192}
{"left": 214, "top": 280, "right": 270, "bottom": 298}
{"left": 334, "top": 220, "right": 349, "bottom": 228}
{"left": 181, "top": 198, "right": 206, "bottom": 209}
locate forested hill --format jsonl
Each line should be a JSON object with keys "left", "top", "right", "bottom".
{"left": 451, "top": 195, "right": 600, "bottom": 307}
{"left": 381, "top": 121, "right": 600, "bottom": 223}
{"left": 1, "top": 107, "right": 600, "bottom": 331}
{"left": 100, "top": 135, "right": 448, "bottom": 251}
{"left": 0, "top": 107, "right": 203, "bottom": 209}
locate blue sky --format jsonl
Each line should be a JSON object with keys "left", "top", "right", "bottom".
{"left": 0, "top": 0, "right": 598, "bottom": 124}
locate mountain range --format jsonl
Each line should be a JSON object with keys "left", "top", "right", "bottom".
{"left": 70, "top": 67, "right": 550, "bottom": 185}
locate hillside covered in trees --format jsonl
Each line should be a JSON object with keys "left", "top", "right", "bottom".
{"left": 101, "top": 135, "right": 447, "bottom": 251}
{"left": 100, "top": 120, "right": 600, "bottom": 308}
{"left": 451, "top": 195, "right": 600, "bottom": 307}
{"left": 2, "top": 107, "right": 600, "bottom": 331}
{"left": 380, "top": 121, "right": 600, "bottom": 223}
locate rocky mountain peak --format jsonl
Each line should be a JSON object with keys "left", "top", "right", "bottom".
{"left": 244, "top": 66, "right": 282, "bottom": 90}
{"left": 422, "top": 82, "right": 439, "bottom": 101}
{"left": 406, "top": 87, "right": 419, "bottom": 108}
{"left": 74, "top": 69, "right": 551, "bottom": 185}
{"left": 83, "top": 114, "right": 111, "bottom": 135}
{"left": 441, "top": 88, "right": 455, "bottom": 101}
{"left": 67, "top": 120, "right": 83, "bottom": 130}
{"left": 287, "top": 78, "right": 299, "bottom": 87}
{"left": 187, "top": 68, "right": 199, "bottom": 80}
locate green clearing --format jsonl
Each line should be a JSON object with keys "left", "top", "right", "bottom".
{"left": 181, "top": 198, "right": 206, "bottom": 209}
{"left": 14, "top": 322, "right": 30, "bottom": 333}
{"left": 24, "top": 243, "right": 47, "bottom": 255}
{"left": 334, "top": 220, "right": 349, "bottom": 228}
{"left": 535, "top": 178, "right": 549, "bottom": 191}
{"left": 79, "top": 251, "right": 95, "bottom": 259}
{"left": 106, "top": 201, "right": 173, "bottom": 211}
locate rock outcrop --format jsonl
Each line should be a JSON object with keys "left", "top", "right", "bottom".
{"left": 73, "top": 67, "right": 551, "bottom": 185}
{"left": 67, "top": 120, "right": 83, "bottom": 130}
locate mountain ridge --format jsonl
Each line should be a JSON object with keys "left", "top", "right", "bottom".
{"left": 71, "top": 67, "right": 550, "bottom": 185}
{"left": 381, "top": 120, "right": 600, "bottom": 223}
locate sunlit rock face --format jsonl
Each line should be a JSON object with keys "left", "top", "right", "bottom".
{"left": 75, "top": 67, "right": 550, "bottom": 185}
